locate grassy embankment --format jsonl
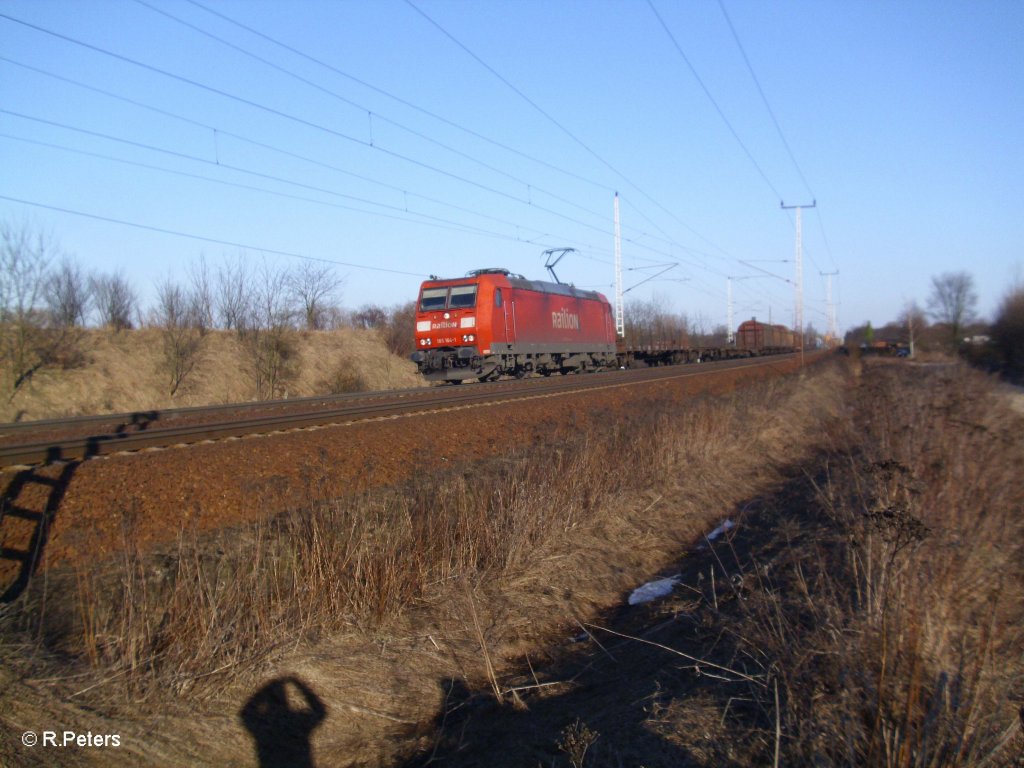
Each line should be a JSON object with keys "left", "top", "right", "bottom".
{"left": 0, "top": 326, "right": 423, "bottom": 423}
{"left": 1, "top": 356, "right": 1021, "bottom": 766}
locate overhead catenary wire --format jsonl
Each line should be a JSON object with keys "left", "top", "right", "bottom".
{"left": 403, "top": 0, "right": 733, "bottom": 260}
{"left": 131, "top": 0, "right": 623, "bottom": 230}
{"left": 646, "top": 0, "right": 785, "bottom": 204}
{"left": 0, "top": 14, "right": 616, "bottom": 241}
{"left": 1, "top": 5, "right": 805, "bottom": 323}
{"left": 0, "top": 194, "right": 428, "bottom": 278}
{"left": 182, "top": 0, "right": 616, "bottom": 195}
{"left": 0, "top": 37, "right": 694, "bottom": 268}
{"left": 716, "top": 0, "right": 838, "bottom": 273}
{"left": 0, "top": 107, "right": 694, "bottom": 272}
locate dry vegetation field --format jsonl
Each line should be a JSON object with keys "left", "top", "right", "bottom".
{"left": 1, "top": 355, "right": 1021, "bottom": 767}
{"left": 0, "top": 326, "right": 423, "bottom": 424}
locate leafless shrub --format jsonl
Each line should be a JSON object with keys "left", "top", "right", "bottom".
{"left": 152, "top": 278, "right": 206, "bottom": 397}
{"left": 240, "top": 261, "right": 297, "bottom": 399}
{"left": 686, "top": 363, "right": 1024, "bottom": 766}
{"left": 383, "top": 301, "right": 417, "bottom": 357}
{"left": 286, "top": 261, "right": 343, "bottom": 331}
{"left": 321, "top": 362, "right": 369, "bottom": 394}
{"left": 187, "top": 255, "right": 215, "bottom": 335}
{"left": 991, "top": 284, "right": 1024, "bottom": 378}
{"left": 350, "top": 303, "right": 388, "bottom": 331}
{"left": 0, "top": 222, "right": 86, "bottom": 396}
{"left": 624, "top": 296, "right": 690, "bottom": 349}
{"left": 46, "top": 257, "right": 91, "bottom": 328}
{"left": 91, "top": 270, "right": 138, "bottom": 331}
{"left": 215, "top": 254, "right": 253, "bottom": 333}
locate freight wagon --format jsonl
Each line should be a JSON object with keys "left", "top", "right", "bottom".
{"left": 735, "top": 319, "right": 798, "bottom": 355}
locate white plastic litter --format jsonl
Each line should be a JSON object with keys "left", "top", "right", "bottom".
{"left": 628, "top": 576, "right": 680, "bottom": 605}
{"left": 708, "top": 520, "right": 733, "bottom": 544}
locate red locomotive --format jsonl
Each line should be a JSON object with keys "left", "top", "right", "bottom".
{"left": 410, "top": 268, "right": 617, "bottom": 382}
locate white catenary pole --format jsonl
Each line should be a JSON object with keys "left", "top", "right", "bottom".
{"left": 614, "top": 192, "right": 624, "bottom": 338}
{"left": 727, "top": 277, "right": 733, "bottom": 344}
{"left": 781, "top": 200, "right": 816, "bottom": 363}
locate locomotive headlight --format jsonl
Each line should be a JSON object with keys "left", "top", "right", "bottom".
{"left": 461, "top": 334, "right": 475, "bottom": 342}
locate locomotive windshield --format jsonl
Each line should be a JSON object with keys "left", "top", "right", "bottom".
{"left": 419, "top": 284, "right": 478, "bottom": 311}
{"left": 449, "top": 285, "right": 477, "bottom": 308}
{"left": 419, "top": 287, "right": 448, "bottom": 311}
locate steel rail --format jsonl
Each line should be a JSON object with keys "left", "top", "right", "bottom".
{"left": 0, "top": 354, "right": 797, "bottom": 468}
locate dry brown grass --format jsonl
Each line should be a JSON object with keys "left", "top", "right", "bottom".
{"left": 2, "top": 361, "right": 838, "bottom": 702}
{"left": 0, "top": 327, "right": 424, "bottom": 422}
{"left": 5, "top": 358, "right": 1018, "bottom": 767}
{"left": 648, "top": 360, "right": 1024, "bottom": 766}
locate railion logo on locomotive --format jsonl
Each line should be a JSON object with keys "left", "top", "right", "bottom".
{"left": 431, "top": 320, "right": 457, "bottom": 329}
{"left": 551, "top": 308, "right": 580, "bottom": 330}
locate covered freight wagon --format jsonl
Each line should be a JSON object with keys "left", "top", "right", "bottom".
{"left": 735, "top": 319, "right": 797, "bottom": 354}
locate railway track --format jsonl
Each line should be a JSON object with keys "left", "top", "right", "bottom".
{"left": 0, "top": 354, "right": 797, "bottom": 469}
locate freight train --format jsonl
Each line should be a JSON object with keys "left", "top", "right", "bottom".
{"left": 410, "top": 268, "right": 796, "bottom": 383}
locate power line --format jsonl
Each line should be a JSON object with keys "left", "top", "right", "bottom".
{"left": 0, "top": 131, "right": 553, "bottom": 244}
{"left": 1, "top": 108, "right": 695, "bottom": 271}
{"left": 0, "top": 13, "right": 611, "bottom": 240}
{"left": 403, "top": 0, "right": 731, "bottom": 259}
{"left": 0, "top": 58, "right": 577, "bottom": 238}
{"left": 132, "top": 0, "right": 620, "bottom": 230}
{"left": 0, "top": 22, "right": 691, "bottom": 263}
{"left": 717, "top": 0, "right": 814, "bottom": 201}
{"left": 0, "top": 194, "right": 429, "bottom": 278}
{"left": 716, "top": 0, "right": 838, "bottom": 272}
{"left": 1, "top": 6, "right": 785, "bottom": 308}
{"left": 647, "top": 0, "right": 784, "bottom": 203}
{"left": 183, "top": 0, "right": 615, "bottom": 195}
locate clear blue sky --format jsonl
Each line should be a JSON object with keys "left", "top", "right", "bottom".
{"left": 2, "top": 0, "right": 1021, "bottom": 335}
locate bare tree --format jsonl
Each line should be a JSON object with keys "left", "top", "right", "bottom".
{"left": 287, "top": 261, "right": 343, "bottom": 331}
{"left": 241, "top": 262, "right": 297, "bottom": 399}
{"left": 46, "top": 257, "right": 91, "bottom": 328}
{"left": 992, "top": 284, "right": 1024, "bottom": 377}
{"left": 153, "top": 278, "right": 205, "bottom": 396}
{"left": 187, "top": 254, "right": 215, "bottom": 334}
{"left": 898, "top": 300, "right": 927, "bottom": 357}
{"left": 91, "top": 270, "right": 137, "bottom": 331}
{"left": 351, "top": 304, "right": 388, "bottom": 331}
{"left": 1, "top": 222, "right": 51, "bottom": 395}
{"left": 927, "top": 271, "right": 977, "bottom": 347}
{"left": 383, "top": 301, "right": 417, "bottom": 357}
{"left": 0, "top": 223, "right": 89, "bottom": 400}
{"left": 623, "top": 297, "right": 689, "bottom": 348}
{"left": 216, "top": 254, "right": 253, "bottom": 333}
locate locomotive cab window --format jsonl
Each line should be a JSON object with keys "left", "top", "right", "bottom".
{"left": 494, "top": 288, "right": 503, "bottom": 307}
{"left": 448, "top": 284, "right": 478, "bottom": 309}
{"left": 419, "top": 287, "right": 448, "bottom": 311}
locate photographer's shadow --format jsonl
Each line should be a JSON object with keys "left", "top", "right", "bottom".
{"left": 240, "top": 676, "right": 327, "bottom": 768}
